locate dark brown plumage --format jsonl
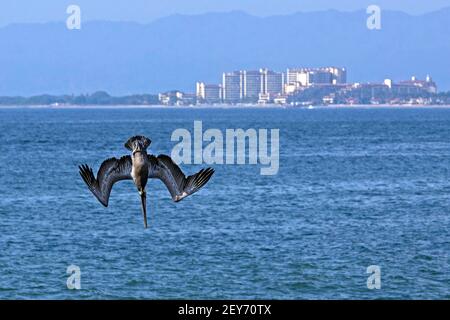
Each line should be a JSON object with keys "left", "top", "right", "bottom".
{"left": 79, "top": 136, "right": 215, "bottom": 228}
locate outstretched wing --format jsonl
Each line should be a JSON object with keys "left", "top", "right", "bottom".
{"left": 79, "top": 156, "right": 132, "bottom": 207}
{"left": 148, "top": 154, "right": 214, "bottom": 202}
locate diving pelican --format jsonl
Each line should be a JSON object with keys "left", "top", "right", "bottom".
{"left": 79, "top": 136, "right": 214, "bottom": 228}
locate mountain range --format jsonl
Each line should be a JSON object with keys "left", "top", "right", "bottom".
{"left": 0, "top": 8, "right": 449, "bottom": 95}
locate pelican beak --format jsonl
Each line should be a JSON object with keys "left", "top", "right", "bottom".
{"left": 140, "top": 191, "right": 148, "bottom": 229}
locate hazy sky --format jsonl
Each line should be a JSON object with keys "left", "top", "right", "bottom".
{"left": 1, "top": 0, "right": 449, "bottom": 26}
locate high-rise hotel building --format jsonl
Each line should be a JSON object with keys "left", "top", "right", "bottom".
{"left": 222, "top": 69, "right": 285, "bottom": 103}
{"left": 242, "top": 70, "right": 262, "bottom": 101}
{"left": 196, "top": 82, "right": 222, "bottom": 103}
{"left": 222, "top": 71, "right": 243, "bottom": 102}
{"left": 260, "top": 68, "right": 285, "bottom": 96}
{"left": 286, "top": 67, "right": 347, "bottom": 86}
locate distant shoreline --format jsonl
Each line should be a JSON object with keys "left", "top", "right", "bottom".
{"left": 2, "top": 104, "right": 450, "bottom": 109}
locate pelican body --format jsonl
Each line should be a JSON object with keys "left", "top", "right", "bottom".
{"left": 79, "top": 136, "right": 214, "bottom": 228}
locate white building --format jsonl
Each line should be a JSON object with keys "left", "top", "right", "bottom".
{"left": 222, "top": 71, "right": 243, "bottom": 102}
{"left": 242, "top": 70, "right": 262, "bottom": 101}
{"left": 260, "top": 68, "right": 285, "bottom": 96}
{"left": 196, "top": 82, "right": 222, "bottom": 103}
{"left": 222, "top": 69, "right": 285, "bottom": 103}
{"left": 286, "top": 67, "right": 347, "bottom": 90}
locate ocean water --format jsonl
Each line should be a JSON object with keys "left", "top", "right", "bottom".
{"left": 0, "top": 107, "right": 448, "bottom": 300}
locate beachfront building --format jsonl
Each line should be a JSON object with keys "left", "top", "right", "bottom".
{"left": 222, "top": 69, "right": 285, "bottom": 103}
{"left": 286, "top": 67, "right": 347, "bottom": 93}
{"left": 393, "top": 75, "right": 437, "bottom": 95}
{"left": 327, "top": 76, "right": 438, "bottom": 105}
{"left": 258, "top": 69, "right": 285, "bottom": 104}
{"left": 159, "top": 91, "right": 183, "bottom": 105}
{"left": 327, "top": 67, "right": 347, "bottom": 84}
{"left": 222, "top": 71, "right": 243, "bottom": 103}
{"left": 261, "top": 68, "right": 285, "bottom": 96}
{"left": 159, "top": 90, "right": 196, "bottom": 106}
{"left": 351, "top": 83, "right": 391, "bottom": 103}
{"left": 196, "top": 82, "right": 222, "bottom": 103}
{"left": 242, "top": 70, "right": 262, "bottom": 101}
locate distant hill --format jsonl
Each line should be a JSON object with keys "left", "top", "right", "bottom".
{"left": 0, "top": 8, "right": 449, "bottom": 95}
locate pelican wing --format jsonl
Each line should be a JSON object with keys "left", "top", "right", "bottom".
{"left": 79, "top": 156, "right": 132, "bottom": 207}
{"left": 148, "top": 154, "right": 214, "bottom": 202}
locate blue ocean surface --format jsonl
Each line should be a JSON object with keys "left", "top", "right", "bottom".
{"left": 0, "top": 107, "right": 448, "bottom": 299}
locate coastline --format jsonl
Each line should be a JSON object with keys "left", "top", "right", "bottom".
{"left": 1, "top": 103, "right": 450, "bottom": 109}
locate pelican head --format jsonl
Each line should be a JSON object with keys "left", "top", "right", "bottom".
{"left": 124, "top": 136, "right": 151, "bottom": 155}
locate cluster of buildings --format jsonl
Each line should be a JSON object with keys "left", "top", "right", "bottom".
{"left": 158, "top": 66, "right": 438, "bottom": 106}
{"left": 322, "top": 76, "right": 438, "bottom": 105}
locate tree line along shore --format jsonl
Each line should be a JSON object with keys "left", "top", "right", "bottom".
{"left": 1, "top": 90, "right": 450, "bottom": 106}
